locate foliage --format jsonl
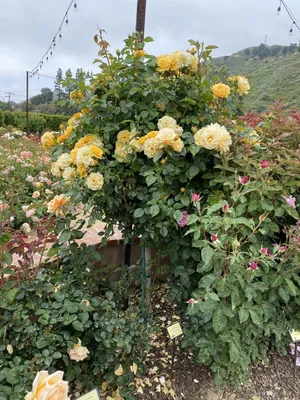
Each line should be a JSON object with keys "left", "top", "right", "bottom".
{"left": 0, "top": 109, "right": 4, "bottom": 127}
{"left": 0, "top": 133, "right": 56, "bottom": 229}
{"left": 2, "top": 111, "right": 69, "bottom": 132}
{"left": 30, "top": 88, "right": 53, "bottom": 106}
{"left": 214, "top": 44, "right": 300, "bottom": 111}
{"left": 0, "top": 254, "right": 153, "bottom": 399}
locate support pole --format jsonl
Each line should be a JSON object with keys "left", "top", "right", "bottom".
{"left": 26, "top": 71, "right": 29, "bottom": 135}
{"left": 135, "top": 0, "right": 147, "bottom": 39}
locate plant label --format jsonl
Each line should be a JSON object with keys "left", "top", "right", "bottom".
{"left": 78, "top": 389, "right": 100, "bottom": 400}
{"left": 167, "top": 322, "right": 183, "bottom": 339}
{"left": 290, "top": 330, "right": 300, "bottom": 342}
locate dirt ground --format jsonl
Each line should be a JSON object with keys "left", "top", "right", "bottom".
{"left": 138, "top": 285, "right": 300, "bottom": 400}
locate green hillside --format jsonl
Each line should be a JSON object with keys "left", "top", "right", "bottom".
{"left": 214, "top": 44, "right": 300, "bottom": 112}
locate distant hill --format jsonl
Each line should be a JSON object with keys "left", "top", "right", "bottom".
{"left": 214, "top": 44, "right": 300, "bottom": 112}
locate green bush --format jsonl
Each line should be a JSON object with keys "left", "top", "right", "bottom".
{"left": 2, "top": 111, "right": 69, "bottom": 132}
{"left": 0, "top": 109, "right": 4, "bottom": 127}
{"left": 0, "top": 256, "right": 153, "bottom": 399}
{"left": 3, "top": 110, "right": 15, "bottom": 126}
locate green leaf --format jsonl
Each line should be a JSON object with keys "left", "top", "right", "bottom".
{"left": 187, "top": 166, "right": 200, "bottom": 180}
{"left": 231, "top": 291, "right": 240, "bottom": 310}
{"left": 229, "top": 341, "right": 239, "bottom": 363}
{"left": 212, "top": 308, "right": 227, "bottom": 334}
{"left": 60, "top": 230, "right": 72, "bottom": 242}
{"left": 173, "top": 210, "right": 182, "bottom": 222}
{"left": 134, "top": 208, "right": 144, "bottom": 218}
{"left": 3, "top": 252, "right": 12, "bottom": 265}
{"left": 146, "top": 175, "right": 157, "bottom": 186}
{"left": 181, "top": 195, "right": 190, "bottom": 207}
{"left": 206, "top": 45, "right": 218, "bottom": 49}
{"left": 150, "top": 204, "right": 160, "bottom": 217}
{"left": 201, "top": 246, "right": 214, "bottom": 264}
{"left": 0, "top": 233, "right": 12, "bottom": 246}
{"left": 143, "top": 36, "right": 154, "bottom": 42}
{"left": 47, "top": 247, "right": 59, "bottom": 257}
{"left": 249, "top": 310, "right": 262, "bottom": 326}
{"left": 285, "top": 278, "right": 297, "bottom": 296}
{"left": 279, "top": 287, "right": 290, "bottom": 303}
{"left": 72, "top": 321, "right": 84, "bottom": 332}
{"left": 261, "top": 198, "right": 274, "bottom": 211}
{"left": 208, "top": 292, "right": 220, "bottom": 302}
{"left": 188, "top": 214, "right": 199, "bottom": 225}
{"left": 238, "top": 308, "right": 249, "bottom": 324}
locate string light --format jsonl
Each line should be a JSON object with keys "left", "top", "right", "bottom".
{"left": 276, "top": 0, "right": 300, "bottom": 35}
{"left": 276, "top": 1, "right": 281, "bottom": 16}
{"left": 30, "top": 0, "right": 79, "bottom": 74}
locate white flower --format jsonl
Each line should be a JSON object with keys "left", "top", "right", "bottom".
{"left": 62, "top": 167, "right": 77, "bottom": 181}
{"left": 22, "top": 223, "right": 31, "bottom": 234}
{"left": 68, "top": 339, "right": 89, "bottom": 362}
{"left": 76, "top": 146, "right": 95, "bottom": 167}
{"left": 51, "top": 162, "right": 62, "bottom": 177}
{"left": 26, "top": 175, "right": 34, "bottom": 183}
{"left": 157, "top": 116, "right": 177, "bottom": 131}
{"left": 56, "top": 153, "right": 71, "bottom": 170}
{"left": 6, "top": 344, "right": 13, "bottom": 354}
{"left": 143, "top": 138, "right": 162, "bottom": 158}
{"left": 86, "top": 172, "right": 104, "bottom": 191}
{"left": 156, "top": 128, "right": 177, "bottom": 143}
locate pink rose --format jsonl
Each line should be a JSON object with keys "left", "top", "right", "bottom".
{"left": 178, "top": 211, "right": 189, "bottom": 228}
{"left": 250, "top": 261, "right": 259, "bottom": 270}
{"left": 239, "top": 176, "right": 249, "bottom": 185}
{"left": 20, "top": 151, "right": 33, "bottom": 159}
{"left": 192, "top": 193, "right": 200, "bottom": 202}
{"left": 283, "top": 195, "right": 296, "bottom": 209}
{"left": 261, "top": 160, "right": 270, "bottom": 168}
{"left": 222, "top": 204, "right": 229, "bottom": 212}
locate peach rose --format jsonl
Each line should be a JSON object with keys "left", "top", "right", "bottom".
{"left": 25, "top": 371, "right": 69, "bottom": 400}
{"left": 68, "top": 339, "right": 89, "bottom": 362}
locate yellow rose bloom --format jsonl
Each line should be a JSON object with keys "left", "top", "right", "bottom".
{"left": 157, "top": 116, "right": 177, "bottom": 131}
{"left": 138, "top": 131, "right": 158, "bottom": 146}
{"left": 56, "top": 153, "right": 71, "bottom": 170}
{"left": 194, "top": 123, "right": 232, "bottom": 153}
{"left": 73, "top": 112, "right": 82, "bottom": 120}
{"left": 172, "top": 139, "right": 184, "bottom": 153}
{"left": 117, "top": 130, "right": 131, "bottom": 143}
{"left": 68, "top": 339, "right": 89, "bottom": 361}
{"left": 57, "top": 125, "right": 73, "bottom": 144}
{"left": 90, "top": 145, "right": 103, "bottom": 159}
{"left": 234, "top": 76, "right": 250, "bottom": 95}
{"left": 143, "top": 138, "right": 162, "bottom": 158}
{"left": 212, "top": 83, "right": 231, "bottom": 99}
{"left": 47, "top": 194, "right": 70, "bottom": 217}
{"left": 76, "top": 146, "right": 96, "bottom": 167}
{"left": 77, "top": 164, "right": 87, "bottom": 178}
{"left": 41, "top": 132, "right": 55, "bottom": 149}
{"left": 169, "top": 54, "right": 182, "bottom": 72}
{"left": 25, "top": 371, "right": 69, "bottom": 400}
{"left": 86, "top": 172, "right": 104, "bottom": 191}
{"left": 75, "top": 135, "right": 103, "bottom": 149}
{"left": 62, "top": 167, "right": 77, "bottom": 181}
{"left": 51, "top": 162, "right": 62, "bottom": 177}
{"left": 81, "top": 108, "right": 90, "bottom": 115}
{"left": 156, "top": 54, "right": 172, "bottom": 72}
{"left": 134, "top": 49, "right": 146, "bottom": 58}
{"left": 70, "top": 148, "right": 79, "bottom": 164}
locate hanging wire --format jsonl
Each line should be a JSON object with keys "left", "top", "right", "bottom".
{"left": 30, "top": 0, "right": 78, "bottom": 73}
{"left": 277, "top": 0, "right": 300, "bottom": 35}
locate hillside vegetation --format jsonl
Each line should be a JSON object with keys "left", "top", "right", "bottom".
{"left": 214, "top": 44, "right": 300, "bottom": 111}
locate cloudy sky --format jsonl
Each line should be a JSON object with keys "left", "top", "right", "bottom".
{"left": 0, "top": 0, "right": 299, "bottom": 102}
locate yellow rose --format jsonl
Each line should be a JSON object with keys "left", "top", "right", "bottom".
{"left": 51, "top": 162, "right": 62, "bottom": 178}
{"left": 190, "top": 56, "right": 199, "bottom": 72}
{"left": 56, "top": 153, "right": 71, "bottom": 170}
{"left": 77, "top": 164, "right": 87, "bottom": 178}
{"left": 90, "top": 145, "right": 103, "bottom": 159}
{"left": 234, "top": 76, "right": 250, "bottom": 95}
{"left": 194, "top": 123, "right": 232, "bottom": 153}
{"left": 62, "top": 167, "right": 77, "bottom": 181}
{"left": 172, "top": 139, "right": 184, "bottom": 152}
{"left": 134, "top": 49, "right": 146, "bottom": 58}
{"left": 75, "top": 135, "right": 103, "bottom": 149}
{"left": 86, "top": 172, "right": 104, "bottom": 191}
{"left": 156, "top": 128, "right": 177, "bottom": 143}
{"left": 157, "top": 116, "right": 177, "bottom": 131}
{"left": 76, "top": 146, "right": 95, "bottom": 167}
{"left": 70, "top": 148, "right": 79, "bottom": 164}
{"left": 211, "top": 83, "right": 231, "bottom": 99}
{"left": 169, "top": 54, "right": 182, "bottom": 71}
{"left": 143, "top": 138, "right": 162, "bottom": 158}
{"left": 25, "top": 371, "right": 69, "bottom": 400}
{"left": 47, "top": 194, "right": 70, "bottom": 217}
{"left": 41, "top": 132, "right": 54, "bottom": 149}
{"left": 156, "top": 54, "right": 172, "bottom": 72}
{"left": 117, "top": 130, "right": 131, "bottom": 143}
{"left": 138, "top": 131, "right": 158, "bottom": 146}
{"left": 68, "top": 339, "right": 90, "bottom": 362}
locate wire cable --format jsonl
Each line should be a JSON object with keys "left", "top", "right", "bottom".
{"left": 30, "top": 0, "right": 78, "bottom": 74}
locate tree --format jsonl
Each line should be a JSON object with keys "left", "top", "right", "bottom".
{"left": 64, "top": 69, "right": 74, "bottom": 97}
{"left": 244, "top": 48, "right": 251, "bottom": 57}
{"left": 41, "top": 88, "right": 53, "bottom": 103}
{"left": 55, "top": 68, "right": 65, "bottom": 101}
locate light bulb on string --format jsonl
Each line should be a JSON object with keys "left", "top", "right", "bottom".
{"left": 276, "top": 0, "right": 281, "bottom": 15}
{"left": 289, "top": 22, "right": 295, "bottom": 36}
{"left": 59, "top": 30, "right": 62, "bottom": 41}
{"left": 74, "top": 1, "right": 78, "bottom": 12}
{"left": 65, "top": 14, "right": 69, "bottom": 26}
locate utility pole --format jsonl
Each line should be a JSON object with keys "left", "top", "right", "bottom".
{"left": 26, "top": 71, "right": 29, "bottom": 134}
{"left": 5, "top": 92, "right": 15, "bottom": 111}
{"left": 135, "top": 0, "right": 147, "bottom": 39}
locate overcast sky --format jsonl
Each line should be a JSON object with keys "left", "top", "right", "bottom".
{"left": 0, "top": 0, "right": 299, "bottom": 102}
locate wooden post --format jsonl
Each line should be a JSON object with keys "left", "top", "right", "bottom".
{"left": 135, "top": 0, "right": 147, "bottom": 38}
{"left": 26, "top": 71, "right": 29, "bottom": 135}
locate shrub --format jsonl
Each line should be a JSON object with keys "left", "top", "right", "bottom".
{"left": 0, "top": 109, "right": 4, "bottom": 127}
{"left": 3, "top": 110, "right": 15, "bottom": 126}
{"left": 0, "top": 260, "right": 153, "bottom": 399}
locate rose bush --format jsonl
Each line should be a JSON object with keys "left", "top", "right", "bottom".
{"left": 40, "top": 30, "right": 300, "bottom": 387}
